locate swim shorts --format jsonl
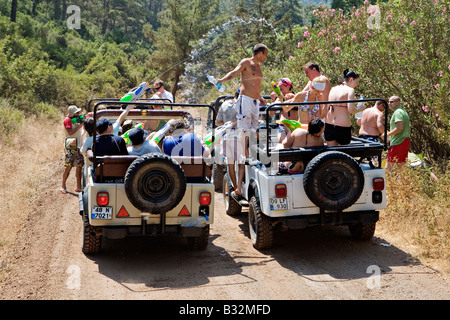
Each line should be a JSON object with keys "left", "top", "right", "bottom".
{"left": 387, "top": 138, "right": 410, "bottom": 163}
{"left": 64, "top": 148, "right": 84, "bottom": 168}
{"left": 234, "top": 94, "right": 259, "bottom": 132}
{"left": 324, "top": 123, "right": 352, "bottom": 145}
{"left": 358, "top": 135, "right": 381, "bottom": 143}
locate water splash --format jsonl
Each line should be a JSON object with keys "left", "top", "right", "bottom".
{"left": 179, "top": 17, "right": 279, "bottom": 103}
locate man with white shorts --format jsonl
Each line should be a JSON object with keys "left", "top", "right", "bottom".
{"left": 217, "top": 43, "right": 268, "bottom": 198}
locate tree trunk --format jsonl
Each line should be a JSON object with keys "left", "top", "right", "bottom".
{"left": 10, "top": 0, "right": 17, "bottom": 22}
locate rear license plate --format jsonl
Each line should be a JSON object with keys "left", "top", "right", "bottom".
{"left": 91, "top": 206, "right": 113, "bottom": 219}
{"left": 269, "top": 197, "right": 289, "bottom": 210}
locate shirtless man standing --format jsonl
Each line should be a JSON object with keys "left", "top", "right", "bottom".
{"left": 217, "top": 43, "right": 268, "bottom": 198}
{"left": 358, "top": 100, "right": 385, "bottom": 142}
{"left": 324, "top": 69, "right": 360, "bottom": 146}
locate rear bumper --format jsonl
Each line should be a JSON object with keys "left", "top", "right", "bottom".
{"left": 281, "top": 210, "right": 379, "bottom": 229}
{"left": 101, "top": 224, "right": 207, "bottom": 239}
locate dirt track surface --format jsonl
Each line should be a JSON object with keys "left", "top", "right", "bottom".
{"left": 0, "top": 166, "right": 449, "bottom": 301}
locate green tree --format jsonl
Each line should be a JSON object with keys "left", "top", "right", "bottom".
{"left": 145, "top": 0, "right": 220, "bottom": 97}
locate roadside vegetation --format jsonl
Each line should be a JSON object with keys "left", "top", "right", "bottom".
{"left": 0, "top": 0, "right": 448, "bottom": 274}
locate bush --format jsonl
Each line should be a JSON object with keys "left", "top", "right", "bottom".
{"left": 0, "top": 99, "right": 24, "bottom": 142}
{"left": 286, "top": 0, "right": 449, "bottom": 168}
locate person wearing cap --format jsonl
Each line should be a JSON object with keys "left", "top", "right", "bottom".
{"left": 93, "top": 118, "right": 128, "bottom": 157}
{"left": 61, "top": 105, "right": 85, "bottom": 194}
{"left": 127, "top": 127, "right": 161, "bottom": 156}
{"left": 271, "top": 78, "right": 297, "bottom": 143}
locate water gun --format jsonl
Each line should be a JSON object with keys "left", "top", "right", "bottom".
{"left": 122, "top": 123, "right": 143, "bottom": 144}
{"left": 280, "top": 119, "right": 304, "bottom": 131}
{"left": 271, "top": 81, "right": 283, "bottom": 101}
{"left": 151, "top": 119, "right": 176, "bottom": 144}
{"left": 119, "top": 82, "right": 151, "bottom": 102}
{"left": 71, "top": 114, "right": 86, "bottom": 124}
{"left": 204, "top": 121, "right": 234, "bottom": 147}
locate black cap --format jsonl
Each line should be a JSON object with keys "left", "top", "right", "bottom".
{"left": 96, "top": 118, "right": 115, "bottom": 134}
{"left": 128, "top": 127, "right": 149, "bottom": 145}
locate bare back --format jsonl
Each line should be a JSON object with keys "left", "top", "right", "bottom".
{"left": 359, "top": 107, "right": 384, "bottom": 136}
{"left": 326, "top": 84, "right": 356, "bottom": 127}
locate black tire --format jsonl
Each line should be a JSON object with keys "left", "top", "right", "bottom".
{"left": 213, "top": 163, "right": 225, "bottom": 192}
{"left": 303, "top": 151, "right": 364, "bottom": 211}
{"left": 248, "top": 196, "right": 273, "bottom": 249}
{"left": 349, "top": 222, "right": 376, "bottom": 240}
{"left": 124, "top": 153, "right": 186, "bottom": 214}
{"left": 82, "top": 215, "right": 102, "bottom": 254}
{"left": 223, "top": 173, "right": 242, "bottom": 216}
{"left": 188, "top": 225, "right": 210, "bottom": 250}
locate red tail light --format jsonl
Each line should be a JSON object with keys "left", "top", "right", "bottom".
{"left": 275, "top": 184, "right": 287, "bottom": 198}
{"left": 199, "top": 192, "right": 211, "bottom": 206}
{"left": 97, "top": 192, "right": 109, "bottom": 206}
{"left": 373, "top": 177, "right": 384, "bottom": 191}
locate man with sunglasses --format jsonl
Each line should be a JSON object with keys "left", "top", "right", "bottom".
{"left": 151, "top": 79, "right": 173, "bottom": 104}
{"left": 382, "top": 96, "right": 410, "bottom": 171}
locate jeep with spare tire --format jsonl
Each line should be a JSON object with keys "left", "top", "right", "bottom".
{"left": 79, "top": 100, "right": 215, "bottom": 254}
{"left": 223, "top": 98, "right": 388, "bottom": 249}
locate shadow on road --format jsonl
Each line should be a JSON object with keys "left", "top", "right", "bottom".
{"left": 86, "top": 234, "right": 258, "bottom": 292}
{"left": 234, "top": 213, "right": 422, "bottom": 281}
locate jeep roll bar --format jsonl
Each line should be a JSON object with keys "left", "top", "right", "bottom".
{"left": 90, "top": 100, "right": 216, "bottom": 168}
{"left": 263, "top": 98, "right": 389, "bottom": 167}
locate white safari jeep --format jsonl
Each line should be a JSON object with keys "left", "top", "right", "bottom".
{"left": 79, "top": 100, "right": 215, "bottom": 254}
{"left": 223, "top": 99, "right": 388, "bottom": 249}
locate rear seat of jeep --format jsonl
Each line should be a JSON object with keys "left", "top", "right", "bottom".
{"left": 93, "top": 155, "right": 212, "bottom": 183}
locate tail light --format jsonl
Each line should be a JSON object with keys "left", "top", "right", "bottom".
{"left": 199, "top": 192, "right": 211, "bottom": 206}
{"left": 275, "top": 184, "right": 287, "bottom": 198}
{"left": 373, "top": 177, "right": 385, "bottom": 191}
{"left": 97, "top": 192, "right": 109, "bottom": 206}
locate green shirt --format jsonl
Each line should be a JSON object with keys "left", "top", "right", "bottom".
{"left": 390, "top": 106, "right": 410, "bottom": 146}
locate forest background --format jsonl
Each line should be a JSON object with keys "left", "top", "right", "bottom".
{"left": 0, "top": 0, "right": 448, "bottom": 271}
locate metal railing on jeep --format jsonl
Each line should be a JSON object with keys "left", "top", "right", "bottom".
{"left": 261, "top": 98, "right": 389, "bottom": 169}
{"left": 90, "top": 100, "right": 216, "bottom": 183}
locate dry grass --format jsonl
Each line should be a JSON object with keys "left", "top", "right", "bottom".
{"left": 377, "top": 164, "right": 450, "bottom": 274}
{"left": 0, "top": 116, "right": 65, "bottom": 270}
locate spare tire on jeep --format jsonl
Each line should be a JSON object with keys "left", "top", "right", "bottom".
{"left": 124, "top": 153, "right": 186, "bottom": 214}
{"left": 303, "top": 151, "right": 364, "bottom": 211}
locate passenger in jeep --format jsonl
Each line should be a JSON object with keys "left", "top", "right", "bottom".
{"left": 281, "top": 118, "right": 325, "bottom": 174}
{"left": 325, "top": 69, "right": 360, "bottom": 146}
{"left": 127, "top": 127, "right": 161, "bottom": 156}
{"left": 162, "top": 119, "right": 210, "bottom": 157}
{"left": 92, "top": 118, "right": 128, "bottom": 157}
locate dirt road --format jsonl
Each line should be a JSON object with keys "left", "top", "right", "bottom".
{"left": 0, "top": 166, "right": 448, "bottom": 301}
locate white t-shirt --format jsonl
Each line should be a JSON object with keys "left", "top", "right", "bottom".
{"left": 127, "top": 140, "right": 162, "bottom": 156}
{"left": 151, "top": 90, "right": 173, "bottom": 103}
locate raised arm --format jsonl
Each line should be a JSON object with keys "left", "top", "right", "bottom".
{"left": 217, "top": 59, "right": 248, "bottom": 83}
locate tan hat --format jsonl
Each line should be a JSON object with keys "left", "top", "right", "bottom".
{"left": 68, "top": 105, "right": 81, "bottom": 116}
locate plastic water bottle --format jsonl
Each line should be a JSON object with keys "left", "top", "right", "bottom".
{"left": 356, "top": 95, "right": 365, "bottom": 111}
{"left": 207, "top": 75, "right": 226, "bottom": 92}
